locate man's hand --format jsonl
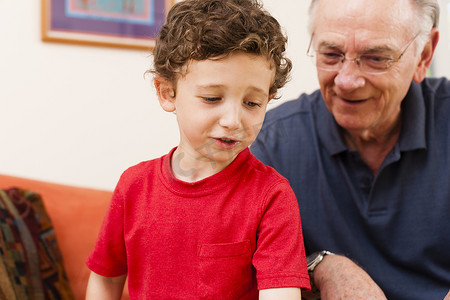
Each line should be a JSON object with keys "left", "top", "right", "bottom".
{"left": 443, "top": 289, "right": 450, "bottom": 300}
{"left": 314, "top": 254, "right": 387, "bottom": 300}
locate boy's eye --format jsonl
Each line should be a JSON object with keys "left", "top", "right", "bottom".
{"left": 245, "top": 101, "right": 261, "bottom": 108}
{"left": 202, "top": 97, "right": 221, "bottom": 102}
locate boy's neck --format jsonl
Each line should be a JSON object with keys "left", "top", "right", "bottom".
{"left": 170, "top": 148, "right": 236, "bottom": 183}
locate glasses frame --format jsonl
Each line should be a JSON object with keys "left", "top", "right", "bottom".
{"left": 306, "top": 33, "right": 420, "bottom": 75}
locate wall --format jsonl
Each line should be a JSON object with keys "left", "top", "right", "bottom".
{"left": 434, "top": 0, "right": 450, "bottom": 76}
{"left": 0, "top": 0, "right": 316, "bottom": 190}
{"left": 1, "top": 1, "right": 449, "bottom": 190}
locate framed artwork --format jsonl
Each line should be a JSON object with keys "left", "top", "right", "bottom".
{"left": 42, "top": 0, "right": 174, "bottom": 50}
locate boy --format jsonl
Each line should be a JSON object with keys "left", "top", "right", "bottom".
{"left": 85, "top": 0, "right": 310, "bottom": 298}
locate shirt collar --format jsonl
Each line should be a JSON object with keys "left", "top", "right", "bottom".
{"left": 318, "top": 81, "right": 426, "bottom": 156}
{"left": 397, "top": 81, "right": 426, "bottom": 151}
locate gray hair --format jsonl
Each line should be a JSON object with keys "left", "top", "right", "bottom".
{"left": 411, "top": 0, "right": 440, "bottom": 51}
{"left": 307, "top": 0, "right": 440, "bottom": 53}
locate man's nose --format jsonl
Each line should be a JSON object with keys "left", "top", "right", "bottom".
{"left": 334, "top": 59, "right": 366, "bottom": 91}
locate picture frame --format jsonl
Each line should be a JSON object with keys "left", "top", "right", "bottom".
{"left": 41, "top": 0, "right": 174, "bottom": 50}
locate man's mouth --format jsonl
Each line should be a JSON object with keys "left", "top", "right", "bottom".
{"left": 341, "top": 98, "right": 369, "bottom": 104}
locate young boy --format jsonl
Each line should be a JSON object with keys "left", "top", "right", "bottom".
{"left": 85, "top": 0, "right": 310, "bottom": 298}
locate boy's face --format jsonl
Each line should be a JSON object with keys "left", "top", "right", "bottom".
{"left": 157, "top": 52, "right": 275, "bottom": 172}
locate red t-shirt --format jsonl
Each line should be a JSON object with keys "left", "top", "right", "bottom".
{"left": 86, "top": 148, "right": 310, "bottom": 298}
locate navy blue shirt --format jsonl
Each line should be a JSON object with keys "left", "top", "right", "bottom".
{"left": 251, "top": 78, "right": 450, "bottom": 300}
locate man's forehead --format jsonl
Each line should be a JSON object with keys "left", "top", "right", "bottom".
{"left": 316, "top": 0, "right": 362, "bottom": 19}
{"left": 312, "top": 0, "right": 415, "bottom": 48}
{"left": 313, "top": 0, "right": 415, "bottom": 33}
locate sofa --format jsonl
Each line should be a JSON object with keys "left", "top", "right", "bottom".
{"left": 0, "top": 174, "right": 129, "bottom": 300}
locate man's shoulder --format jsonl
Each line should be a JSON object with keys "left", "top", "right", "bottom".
{"left": 263, "top": 89, "right": 323, "bottom": 126}
{"left": 420, "top": 77, "right": 450, "bottom": 123}
{"left": 253, "top": 89, "right": 326, "bottom": 160}
{"left": 421, "top": 77, "right": 450, "bottom": 100}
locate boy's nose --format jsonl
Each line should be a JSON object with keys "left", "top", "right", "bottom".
{"left": 219, "top": 103, "right": 241, "bottom": 130}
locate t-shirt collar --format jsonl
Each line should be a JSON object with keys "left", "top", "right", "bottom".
{"left": 161, "top": 147, "right": 251, "bottom": 196}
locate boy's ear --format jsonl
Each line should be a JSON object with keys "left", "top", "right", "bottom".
{"left": 154, "top": 77, "right": 176, "bottom": 112}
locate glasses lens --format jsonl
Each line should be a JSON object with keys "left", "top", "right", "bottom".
{"left": 312, "top": 51, "right": 392, "bottom": 74}
{"left": 359, "top": 54, "right": 393, "bottom": 73}
{"left": 315, "top": 51, "right": 341, "bottom": 71}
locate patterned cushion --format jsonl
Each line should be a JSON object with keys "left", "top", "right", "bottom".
{"left": 0, "top": 188, "right": 74, "bottom": 300}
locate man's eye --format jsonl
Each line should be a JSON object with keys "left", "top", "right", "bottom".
{"left": 318, "top": 52, "right": 343, "bottom": 64}
{"left": 323, "top": 52, "right": 342, "bottom": 58}
{"left": 361, "top": 55, "right": 392, "bottom": 68}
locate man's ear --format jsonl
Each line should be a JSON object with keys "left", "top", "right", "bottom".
{"left": 413, "top": 28, "right": 439, "bottom": 83}
{"left": 154, "top": 77, "right": 176, "bottom": 112}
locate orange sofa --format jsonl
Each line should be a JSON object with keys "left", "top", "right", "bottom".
{"left": 0, "top": 174, "right": 128, "bottom": 300}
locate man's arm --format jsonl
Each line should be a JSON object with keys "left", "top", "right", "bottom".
{"left": 259, "top": 287, "right": 301, "bottom": 299}
{"left": 86, "top": 271, "right": 127, "bottom": 300}
{"left": 444, "top": 289, "right": 450, "bottom": 300}
{"left": 310, "top": 254, "right": 386, "bottom": 300}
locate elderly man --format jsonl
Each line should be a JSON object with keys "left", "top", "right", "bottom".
{"left": 251, "top": 0, "right": 450, "bottom": 299}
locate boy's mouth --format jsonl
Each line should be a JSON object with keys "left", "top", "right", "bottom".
{"left": 219, "top": 138, "right": 236, "bottom": 144}
{"left": 214, "top": 137, "right": 239, "bottom": 149}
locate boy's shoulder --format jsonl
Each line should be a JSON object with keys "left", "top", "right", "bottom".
{"left": 124, "top": 156, "right": 163, "bottom": 177}
{"left": 246, "top": 150, "right": 291, "bottom": 186}
{"left": 117, "top": 151, "right": 170, "bottom": 189}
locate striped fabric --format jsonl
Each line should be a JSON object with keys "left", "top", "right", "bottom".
{"left": 0, "top": 188, "right": 74, "bottom": 300}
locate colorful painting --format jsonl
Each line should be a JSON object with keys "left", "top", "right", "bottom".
{"left": 42, "top": 0, "right": 173, "bottom": 49}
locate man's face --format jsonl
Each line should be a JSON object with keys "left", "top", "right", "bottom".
{"left": 311, "top": 0, "right": 422, "bottom": 136}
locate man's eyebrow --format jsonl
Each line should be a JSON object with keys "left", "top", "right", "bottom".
{"left": 363, "top": 45, "right": 395, "bottom": 53}
{"left": 317, "top": 40, "right": 397, "bottom": 53}
{"left": 317, "top": 41, "right": 342, "bottom": 49}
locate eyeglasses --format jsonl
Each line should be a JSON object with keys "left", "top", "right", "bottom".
{"left": 306, "top": 33, "right": 419, "bottom": 75}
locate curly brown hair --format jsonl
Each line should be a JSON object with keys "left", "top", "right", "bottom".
{"left": 150, "top": 0, "right": 292, "bottom": 98}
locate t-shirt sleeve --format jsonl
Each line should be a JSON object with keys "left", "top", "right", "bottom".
{"left": 85, "top": 185, "right": 127, "bottom": 277}
{"left": 253, "top": 179, "right": 311, "bottom": 291}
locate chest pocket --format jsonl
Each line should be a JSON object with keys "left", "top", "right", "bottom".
{"left": 197, "top": 240, "right": 256, "bottom": 299}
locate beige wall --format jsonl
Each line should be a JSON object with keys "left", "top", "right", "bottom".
{"left": 434, "top": 0, "right": 450, "bottom": 76}
{"left": 1, "top": 0, "right": 448, "bottom": 190}
{"left": 0, "top": 0, "right": 316, "bottom": 190}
